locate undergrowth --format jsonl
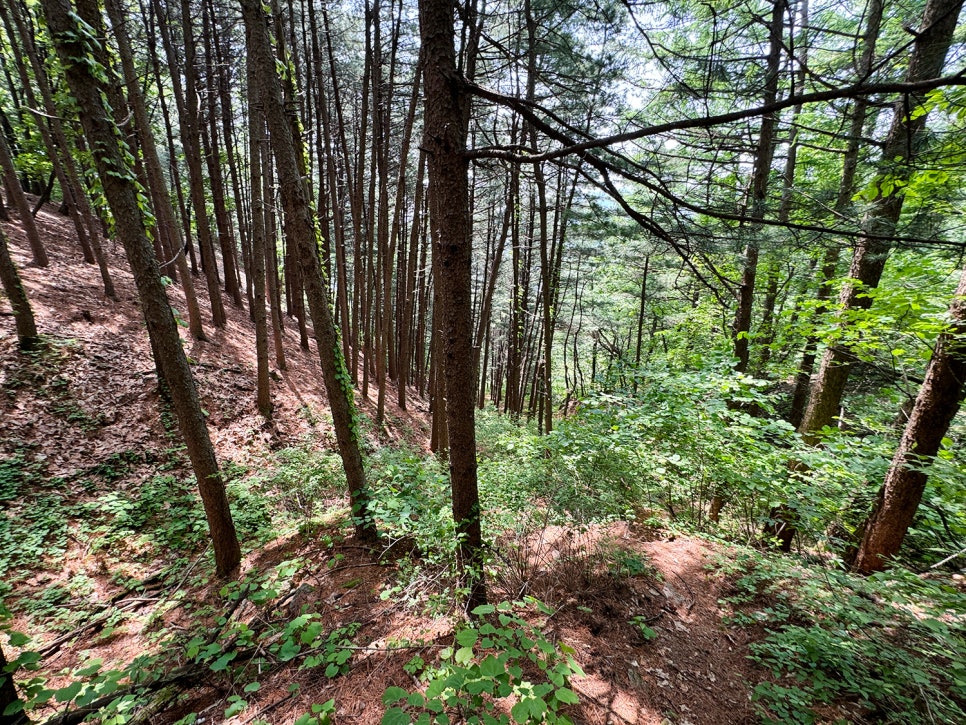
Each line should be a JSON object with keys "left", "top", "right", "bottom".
{"left": 717, "top": 549, "right": 966, "bottom": 724}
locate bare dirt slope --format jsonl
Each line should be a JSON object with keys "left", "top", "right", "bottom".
{"left": 1, "top": 205, "right": 765, "bottom": 724}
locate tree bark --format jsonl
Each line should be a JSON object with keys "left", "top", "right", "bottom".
{"left": 0, "top": 222, "right": 38, "bottom": 350}
{"left": 420, "top": 0, "right": 486, "bottom": 609}
{"left": 797, "top": 0, "right": 964, "bottom": 440}
{"left": 103, "top": 0, "right": 204, "bottom": 340}
{"left": 0, "top": 131, "right": 47, "bottom": 267}
{"left": 240, "top": 0, "right": 378, "bottom": 544}
{"left": 42, "top": 0, "right": 241, "bottom": 578}
{"left": 248, "top": 71, "right": 272, "bottom": 419}
{"left": 731, "top": 0, "right": 786, "bottom": 372}
{"left": 157, "top": 0, "right": 226, "bottom": 327}
{"left": 853, "top": 265, "right": 966, "bottom": 573}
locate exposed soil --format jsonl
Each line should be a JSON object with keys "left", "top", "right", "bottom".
{"left": 1, "top": 205, "right": 767, "bottom": 724}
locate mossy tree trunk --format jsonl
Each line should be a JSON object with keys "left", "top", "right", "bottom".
{"left": 41, "top": 0, "right": 241, "bottom": 578}
{"left": 240, "top": 0, "right": 378, "bottom": 544}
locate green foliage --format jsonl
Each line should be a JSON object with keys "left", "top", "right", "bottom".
{"left": 542, "top": 365, "right": 799, "bottom": 534}
{"left": 381, "top": 601, "right": 582, "bottom": 725}
{"left": 367, "top": 450, "right": 466, "bottom": 612}
{"left": 718, "top": 550, "right": 966, "bottom": 724}
{"left": 249, "top": 447, "right": 346, "bottom": 521}
{"left": 294, "top": 699, "right": 336, "bottom": 725}
{"left": 368, "top": 449, "right": 457, "bottom": 560}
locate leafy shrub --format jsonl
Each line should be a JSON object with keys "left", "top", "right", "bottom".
{"left": 250, "top": 447, "right": 347, "bottom": 519}
{"left": 717, "top": 549, "right": 966, "bottom": 724}
{"left": 381, "top": 600, "right": 582, "bottom": 725}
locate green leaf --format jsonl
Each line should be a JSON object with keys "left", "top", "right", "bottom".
{"left": 2, "top": 701, "right": 25, "bottom": 717}
{"left": 471, "top": 604, "right": 495, "bottom": 615}
{"left": 479, "top": 655, "right": 503, "bottom": 678}
{"left": 555, "top": 687, "right": 579, "bottom": 704}
{"left": 55, "top": 681, "right": 83, "bottom": 703}
{"left": 244, "top": 681, "right": 261, "bottom": 693}
{"left": 382, "top": 687, "right": 409, "bottom": 705}
{"left": 511, "top": 701, "right": 530, "bottom": 724}
{"left": 527, "top": 698, "right": 547, "bottom": 719}
{"left": 454, "top": 646, "right": 474, "bottom": 664}
{"left": 382, "top": 707, "right": 410, "bottom": 725}
{"left": 224, "top": 698, "right": 247, "bottom": 717}
{"left": 465, "top": 678, "right": 494, "bottom": 695}
{"left": 210, "top": 651, "right": 237, "bottom": 672}
{"left": 74, "top": 659, "right": 103, "bottom": 677}
{"left": 279, "top": 640, "right": 301, "bottom": 661}
{"left": 456, "top": 629, "right": 479, "bottom": 647}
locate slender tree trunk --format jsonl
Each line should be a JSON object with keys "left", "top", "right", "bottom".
{"left": 798, "top": 0, "right": 964, "bottom": 441}
{"left": 524, "top": 0, "right": 554, "bottom": 434}
{"left": 0, "top": 132, "right": 47, "bottom": 267}
{"left": 201, "top": 0, "right": 243, "bottom": 308}
{"left": 43, "top": 0, "right": 241, "bottom": 577}
{"left": 0, "top": 222, "right": 39, "bottom": 350}
{"left": 159, "top": 0, "right": 226, "bottom": 327}
{"left": 0, "top": 2, "right": 92, "bottom": 265}
{"left": 104, "top": 0, "right": 203, "bottom": 340}
{"left": 143, "top": 0, "right": 196, "bottom": 276}
{"left": 398, "top": 152, "right": 425, "bottom": 410}
{"left": 421, "top": 0, "right": 486, "bottom": 609}
{"left": 249, "top": 71, "right": 272, "bottom": 418}
{"left": 262, "top": 142, "right": 288, "bottom": 371}
{"left": 731, "top": 0, "right": 786, "bottom": 372}
{"left": 241, "top": 0, "right": 377, "bottom": 544}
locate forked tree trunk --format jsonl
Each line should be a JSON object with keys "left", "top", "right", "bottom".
{"left": 42, "top": 0, "right": 241, "bottom": 578}
{"left": 240, "top": 0, "right": 378, "bottom": 544}
{"left": 853, "top": 266, "right": 966, "bottom": 573}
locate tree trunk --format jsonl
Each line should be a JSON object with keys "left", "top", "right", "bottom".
{"left": 0, "top": 132, "right": 47, "bottom": 267}
{"left": 103, "top": 0, "right": 203, "bottom": 340}
{"left": 201, "top": 0, "right": 243, "bottom": 308}
{"left": 853, "top": 265, "right": 966, "bottom": 573}
{"left": 0, "top": 2, "right": 91, "bottom": 265}
{"left": 798, "top": 0, "right": 964, "bottom": 440}
{"left": 240, "top": 0, "right": 377, "bottom": 544}
{"left": 248, "top": 71, "right": 272, "bottom": 419}
{"left": 159, "top": 0, "right": 226, "bottom": 327}
{"left": 731, "top": 0, "right": 786, "bottom": 372}
{"left": 421, "top": 0, "right": 486, "bottom": 609}
{"left": 0, "top": 222, "right": 39, "bottom": 350}
{"left": 43, "top": 0, "right": 240, "bottom": 578}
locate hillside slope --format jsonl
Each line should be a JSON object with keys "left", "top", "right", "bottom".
{"left": 1, "top": 205, "right": 766, "bottom": 725}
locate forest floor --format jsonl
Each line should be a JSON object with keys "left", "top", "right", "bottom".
{"left": 1, "top": 204, "right": 771, "bottom": 724}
